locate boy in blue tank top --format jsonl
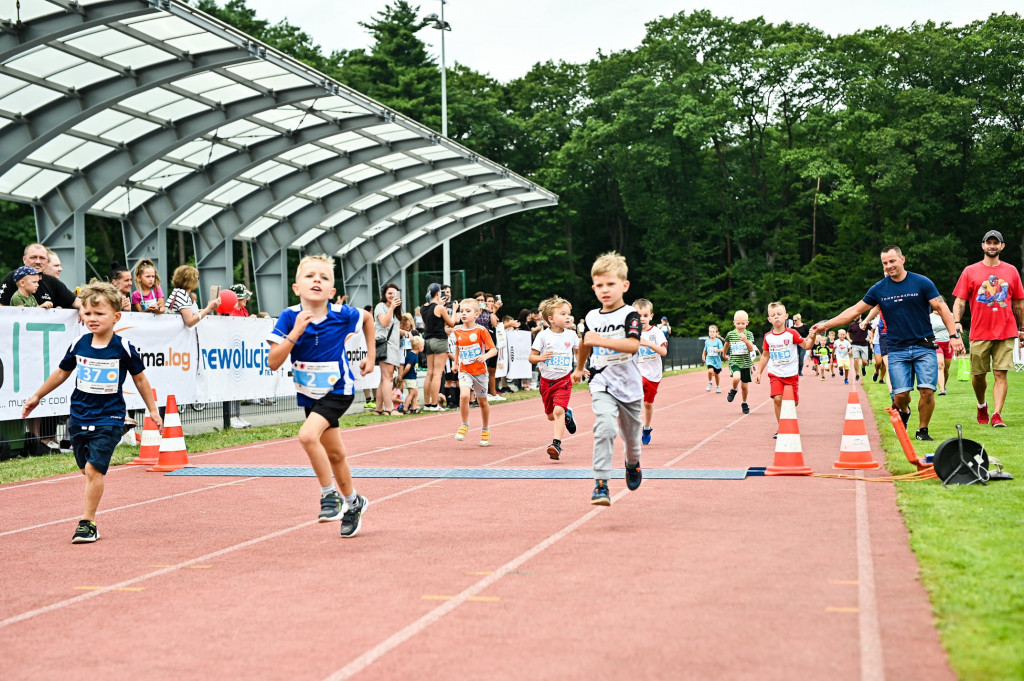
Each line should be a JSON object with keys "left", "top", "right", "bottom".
{"left": 267, "top": 254, "right": 375, "bottom": 538}
{"left": 22, "top": 282, "right": 163, "bottom": 543}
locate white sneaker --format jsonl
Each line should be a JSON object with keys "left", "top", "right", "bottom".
{"left": 715, "top": 387, "right": 722, "bottom": 394}
{"left": 705, "top": 382, "right": 712, "bottom": 392}
{"left": 487, "top": 394, "right": 506, "bottom": 402}
{"left": 230, "top": 417, "right": 251, "bottom": 429}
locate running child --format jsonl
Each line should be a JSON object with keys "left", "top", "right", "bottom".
{"left": 572, "top": 251, "right": 643, "bottom": 505}
{"left": 812, "top": 335, "right": 829, "bottom": 378}
{"left": 753, "top": 302, "right": 817, "bottom": 436}
{"left": 834, "top": 329, "right": 853, "bottom": 384}
{"left": 130, "top": 258, "right": 164, "bottom": 313}
{"left": 703, "top": 324, "right": 724, "bottom": 393}
{"left": 826, "top": 330, "right": 837, "bottom": 377}
{"left": 723, "top": 310, "right": 757, "bottom": 414}
{"left": 399, "top": 336, "right": 424, "bottom": 413}
{"left": 451, "top": 298, "right": 497, "bottom": 446}
{"left": 633, "top": 298, "right": 668, "bottom": 445}
{"left": 530, "top": 295, "right": 581, "bottom": 460}
{"left": 21, "top": 282, "right": 163, "bottom": 543}
{"left": 267, "top": 254, "right": 373, "bottom": 538}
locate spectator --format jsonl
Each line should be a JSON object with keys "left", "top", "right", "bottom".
{"left": 373, "top": 282, "right": 403, "bottom": 415}
{"left": 951, "top": 229, "right": 1024, "bottom": 427}
{"left": 421, "top": 282, "right": 458, "bottom": 411}
{"left": 483, "top": 292, "right": 505, "bottom": 401}
{"left": 414, "top": 305, "right": 425, "bottom": 332}
{"left": 110, "top": 264, "right": 132, "bottom": 310}
{"left": 814, "top": 245, "right": 963, "bottom": 441}
{"left": 657, "top": 316, "right": 672, "bottom": 336}
{"left": 167, "top": 266, "right": 218, "bottom": 327}
{"left": 930, "top": 303, "right": 951, "bottom": 396}
{"left": 0, "top": 242, "right": 80, "bottom": 309}
{"left": 130, "top": 258, "right": 164, "bottom": 313}
{"left": 43, "top": 249, "right": 62, "bottom": 278}
{"left": 226, "top": 284, "right": 252, "bottom": 317}
{"left": 790, "top": 313, "right": 808, "bottom": 375}
{"left": 846, "top": 314, "right": 871, "bottom": 380}
{"left": 10, "top": 266, "right": 45, "bottom": 307}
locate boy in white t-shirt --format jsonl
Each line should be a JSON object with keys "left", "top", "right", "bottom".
{"left": 754, "top": 302, "right": 817, "bottom": 437}
{"left": 572, "top": 252, "right": 644, "bottom": 506}
{"left": 632, "top": 299, "right": 668, "bottom": 445}
{"left": 833, "top": 329, "right": 853, "bottom": 384}
{"left": 530, "top": 296, "right": 582, "bottom": 460}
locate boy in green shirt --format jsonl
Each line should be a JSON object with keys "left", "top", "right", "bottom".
{"left": 723, "top": 310, "right": 756, "bottom": 414}
{"left": 10, "top": 266, "right": 45, "bottom": 307}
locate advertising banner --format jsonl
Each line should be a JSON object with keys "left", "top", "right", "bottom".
{"left": 195, "top": 317, "right": 292, "bottom": 402}
{"left": 116, "top": 312, "right": 199, "bottom": 408}
{"left": 0, "top": 307, "right": 79, "bottom": 419}
{"left": 505, "top": 329, "right": 533, "bottom": 380}
{"left": 495, "top": 322, "right": 508, "bottom": 378}
{"left": 342, "top": 326, "right": 380, "bottom": 392}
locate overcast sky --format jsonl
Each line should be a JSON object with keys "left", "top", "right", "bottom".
{"left": 244, "top": 1, "right": 1019, "bottom": 82}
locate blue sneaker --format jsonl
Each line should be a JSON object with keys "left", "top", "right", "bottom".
{"left": 641, "top": 427, "right": 652, "bottom": 445}
{"left": 564, "top": 408, "right": 577, "bottom": 435}
{"left": 844, "top": 378, "right": 849, "bottom": 385}
{"left": 625, "top": 460, "right": 642, "bottom": 490}
{"left": 590, "top": 481, "right": 611, "bottom": 506}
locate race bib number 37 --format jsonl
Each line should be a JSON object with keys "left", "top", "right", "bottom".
{"left": 76, "top": 356, "right": 119, "bottom": 395}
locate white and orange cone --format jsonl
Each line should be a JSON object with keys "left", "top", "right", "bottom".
{"left": 833, "top": 389, "right": 880, "bottom": 470}
{"left": 128, "top": 389, "right": 161, "bottom": 466}
{"left": 148, "top": 395, "right": 189, "bottom": 472}
{"left": 766, "top": 384, "right": 812, "bottom": 476}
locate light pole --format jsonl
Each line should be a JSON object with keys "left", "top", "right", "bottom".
{"left": 421, "top": 2, "right": 451, "bottom": 137}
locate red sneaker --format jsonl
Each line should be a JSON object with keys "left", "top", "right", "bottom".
{"left": 977, "top": 404, "right": 990, "bottom": 425}
{"left": 991, "top": 412, "right": 1006, "bottom": 428}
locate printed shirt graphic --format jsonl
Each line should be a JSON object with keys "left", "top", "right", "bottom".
{"left": 814, "top": 343, "right": 830, "bottom": 360}
{"left": 762, "top": 328, "right": 803, "bottom": 378}
{"left": 635, "top": 326, "right": 668, "bottom": 382}
{"left": 704, "top": 337, "right": 724, "bottom": 368}
{"left": 833, "top": 339, "right": 852, "bottom": 361}
{"left": 952, "top": 261, "right": 1024, "bottom": 341}
{"left": 453, "top": 326, "right": 495, "bottom": 376}
{"left": 269, "top": 303, "right": 362, "bottom": 407}
{"left": 725, "top": 329, "right": 755, "bottom": 368}
{"left": 862, "top": 273, "right": 940, "bottom": 349}
{"left": 583, "top": 305, "right": 643, "bottom": 403}
{"left": 58, "top": 333, "right": 145, "bottom": 427}
{"left": 531, "top": 328, "right": 579, "bottom": 380}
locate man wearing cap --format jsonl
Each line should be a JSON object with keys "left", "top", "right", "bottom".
{"left": 0, "top": 243, "right": 80, "bottom": 309}
{"left": 952, "top": 230, "right": 1024, "bottom": 427}
{"left": 657, "top": 316, "right": 672, "bottom": 336}
{"left": 226, "top": 284, "right": 252, "bottom": 317}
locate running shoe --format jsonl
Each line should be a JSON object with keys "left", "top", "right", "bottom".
{"left": 915, "top": 427, "right": 933, "bottom": 441}
{"left": 364, "top": 400, "right": 376, "bottom": 410}
{"left": 977, "top": 404, "right": 989, "bottom": 425}
{"left": 937, "top": 389, "right": 946, "bottom": 396}
{"left": 318, "top": 491, "right": 343, "bottom": 522}
{"left": 727, "top": 388, "right": 737, "bottom": 402}
{"left": 229, "top": 416, "right": 251, "bottom": 429}
{"left": 590, "top": 481, "right": 611, "bottom": 506}
{"left": 72, "top": 519, "right": 99, "bottom": 543}
{"left": 899, "top": 407, "right": 912, "bottom": 432}
{"left": 479, "top": 430, "right": 491, "bottom": 447}
{"left": 625, "top": 461, "right": 642, "bottom": 490}
{"left": 547, "top": 442, "right": 561, "bottom": 460}
{"left": 872, "top": 371, "right": 879, "bottom": 382}
{"left": 991, "top": 412, "right": 1006, "bottom": 428}
{"left": 705, "top": 382, "right": 712, "bottom": 392}
{"left": 487, "top": 394, "right": 506, "bottom": 402}
{"left": 844, "top": 378, "right": 849, "bottom": 385}
{"left": 455, "top": 424, "right": 469, "bottom": 441}
{"left": 741, "top": 402, "right": 750, "bottom": 415}
{"left": 773, "top": 432, "right": 778, "bottom": 439}
{"left": 839, "top": 367, "right": 844, "bottom": 377}
{"left": 565, "top": 408, "right": 577, "bottom": 435}
{"left": 339, "top": 495, "right": 368, "bottom": 538}
{"left": 715, "top": 387, "right": 721, "bottom": 394}
{"left": 641, "top": 427, "right": 652, "bottom": 445}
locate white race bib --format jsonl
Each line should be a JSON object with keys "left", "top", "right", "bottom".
{"left": 292, "top": 360, "right": 340, "bottom": 399}
{"left": 638, "top": 346, "right": 659, "bottom": 363}
{"left": 76, "top": 356, "right": 120, "bottom": 395}
{"left": 592, "top": 329, "right": 631, "bottom": 368}
{"left": 459, "top": 344, "right": 482, "bottom": 366}
{"left": 546, "top": 352, "right": 573, "bottom": 370}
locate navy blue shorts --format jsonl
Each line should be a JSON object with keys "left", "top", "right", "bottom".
{"left": 70, "top": 425, "right": 122, "bottom": 475}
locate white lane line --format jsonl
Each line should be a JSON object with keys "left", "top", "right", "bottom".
{"left": 856, "top": 478, "right": 885, "bottom": 681}
{"left": 0, "top": 480, "right": 442, "bottom": 629}
{"left": 321, "top": 489, "right": 627, "bottom": 681}
{"left": 662, "top": 397, "right": 772, "bottom": 467}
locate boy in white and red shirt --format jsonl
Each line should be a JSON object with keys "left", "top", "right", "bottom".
{"left": 530, "top": 295, "right": 581, "bottom": 460}
{"left": 754, "top": 301, "right": 817, "bottom": 437}
{"left": 632, "top": 298, "right": 668, "bottom": 445}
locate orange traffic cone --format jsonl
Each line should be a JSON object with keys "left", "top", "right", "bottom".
{"left": 128, "top": 389, "right": 161, "bottom": 466}
{"left": 766, "top": 384, "right": 812, "bottom": 476}
{"left": 148, "top": 395, "right": 189, "bottom": 472}
{"left": 834, "top": 389, "right": 880, "bottom": 470}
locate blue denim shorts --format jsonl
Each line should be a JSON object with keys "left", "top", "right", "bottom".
{"left": 70, "top": 425, "right": 122, "bottom": 474}
{"left": 886, "top": 345, "right": 938, "bottom": 395}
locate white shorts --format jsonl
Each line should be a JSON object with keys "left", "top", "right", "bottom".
{"left": 458, "top": 372, "right": 488, "bottom": 398}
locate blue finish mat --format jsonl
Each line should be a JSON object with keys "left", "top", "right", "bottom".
{"left": 165, "top": 466, "right": 750, "bottom": 480}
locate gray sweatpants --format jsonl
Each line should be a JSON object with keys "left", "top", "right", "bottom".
{"left": 591, "top": 389, "right": 643, "bottom": 480}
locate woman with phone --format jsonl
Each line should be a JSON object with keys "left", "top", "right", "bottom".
{"left": 373, "top": 283, "right": 403, "bottom": 415}
{"left": 421, "top": 282, "right": 458, "bottom": 411}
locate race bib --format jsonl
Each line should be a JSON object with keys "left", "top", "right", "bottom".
{"left": 76, "top": 356, "right": 120, "bottom": 395}
{"left": 546, "top": 352, "right": 573, "bottom": 369}
{"left": 592, "top": 329, "right": 631, "bottom": 368}
{"left": 638, "top": 345, "right": 659, "bottom": 363}
{"left": 292, "top": 360, "right": 340, "bottom": 399}
{"left": 770, "top": 347, "right": 793, "bottom": 363}
{"left": 459, "top": 344, "right": 482, "bottom": 366}
{"left": 730, "top": 341, "right": 747, "bottom": 355}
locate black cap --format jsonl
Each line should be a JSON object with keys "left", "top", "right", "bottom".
{"left": 983, "top": 230, "right": 1004, "bottom": 243}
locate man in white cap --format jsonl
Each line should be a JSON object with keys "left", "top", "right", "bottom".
{"left": 952, "top": 229, "right": 1024, "bottom": 427}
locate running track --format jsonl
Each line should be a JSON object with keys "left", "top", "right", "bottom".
{"left": 0, "top": 372, "right": 954, "bottom": 681}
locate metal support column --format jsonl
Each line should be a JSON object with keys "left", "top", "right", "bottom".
{"left": 34, "top": 208, "right": 86, "bottom": 289}
{"left": 252, "top": 243, "right": 291, "bottom": 314}
{"left": 343, "top": 262, "right": 375, "bottom": 311}
{"left": 193, "top": 234, "right": 236, "bottom": 300}
{"left": 121, "top": 218, "right": 167, "bottom": 283}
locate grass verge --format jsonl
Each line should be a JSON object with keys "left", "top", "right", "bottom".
{"left": 862, "top": 363, "right": 1023, "bottom": 681}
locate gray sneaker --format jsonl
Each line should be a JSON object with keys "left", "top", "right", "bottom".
{"left": 318, "top": 491, "right": 343, "bottom": 522}
{"left": 340, "top": 495, "right": 368, "bottom": 538}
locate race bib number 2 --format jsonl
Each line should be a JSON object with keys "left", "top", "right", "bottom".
{"left": 293, "top": 360, "right": 340, "bottom": 398}
{"left": 76, "top": 356, "right": 119, "bottom": 395}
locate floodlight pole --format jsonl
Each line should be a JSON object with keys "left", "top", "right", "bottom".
{"left": 439, "top": 0, "right": 448, "bottom": 138}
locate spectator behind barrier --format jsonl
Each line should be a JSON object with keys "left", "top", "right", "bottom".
{"left": 0, "top": 242, "right": 81, "bottom": 309}
{"left": 44, "top": 249, "right": 62, "bottom": 278}
{"left": 110, "top": 263, "right": 133, "bottom": 311}
{"left": 167, "top": 265, "right": 218, "bottom": 327}
{"left": 227, "top": 284, "right": 252, "bottom": 317}
{"left": 131, "top": 258, "right": 164, "bottom": 313}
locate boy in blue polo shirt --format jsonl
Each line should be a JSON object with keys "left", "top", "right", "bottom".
{"left": 22, "top": 282, "right": 163, "bottom": 543}
{"left": 267, "top": 254, "right": 375, "bottom": 538}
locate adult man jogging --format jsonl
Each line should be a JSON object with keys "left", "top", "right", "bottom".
{"left": 951, "top": 230, "right": 1024, "bottom": 427}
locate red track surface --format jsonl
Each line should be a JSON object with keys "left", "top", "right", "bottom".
{"left": 0, "top": 372, "right": 954, "bottom": 681}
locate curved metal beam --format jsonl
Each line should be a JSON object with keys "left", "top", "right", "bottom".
{"left": 0, "top": 0, "right": 154, "bottom": 62}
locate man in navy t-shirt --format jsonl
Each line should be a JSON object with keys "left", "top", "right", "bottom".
{"left": 811, "top": 246, "right": 964, "bottom": 441}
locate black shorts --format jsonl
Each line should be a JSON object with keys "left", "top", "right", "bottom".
{"left": 706, "top": 365, "right": 722, "bottom": 374}
{"left": 730, "top": 366, "right": 752, "bottom": 383}
{"left": 303, "top": 393, "right": 355, "bottom": 429}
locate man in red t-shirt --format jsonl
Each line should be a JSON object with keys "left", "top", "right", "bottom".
{"left": 951, "top": 230, "right": 1024, "bottom": 427}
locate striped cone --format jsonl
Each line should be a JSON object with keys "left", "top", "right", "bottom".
{"left": 128, "top": 389, "right": 161, "bottom": 466}
{"left": 148, "top": 395, "right": 189, "bottom": 472}
{"left": 834, "top": 389, "right": 880, "bottom": 470}
{"left": 766, "top": 384, "right": 812, "bottom": 476}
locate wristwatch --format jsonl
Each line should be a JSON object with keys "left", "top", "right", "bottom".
{"left": 952, "top": 331, "right": 961, "bottom": 339}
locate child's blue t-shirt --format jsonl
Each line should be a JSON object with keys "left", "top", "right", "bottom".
{"left": 704, "top": 338, "right": 724, "bottom": 368}
{"left": 58, "top": 333, "right": 145, "bottom": 427}
{"left": 402, "top": 351, "right": 420, "bottom": 380}
{"left": 862, "top": 273, "right": 940, "bottom": 350}
{"left": 269, "top": 303, "right": 364, "bottom": 408}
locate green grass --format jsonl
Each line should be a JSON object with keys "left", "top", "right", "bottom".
{"left": 862, "top": 363, "right": 1024, "bottom": 681}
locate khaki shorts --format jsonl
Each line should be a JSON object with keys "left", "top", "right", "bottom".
{"left": 970, "top": 338, "right": 1015, "bottom": 374}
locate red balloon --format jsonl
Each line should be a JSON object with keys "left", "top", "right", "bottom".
{"left": 217, "top": 289, "right": 238, "bottom": 314}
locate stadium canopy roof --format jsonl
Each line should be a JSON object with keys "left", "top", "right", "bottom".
{"left": 0, "top": 0, "right": 557, "bottom": 310}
